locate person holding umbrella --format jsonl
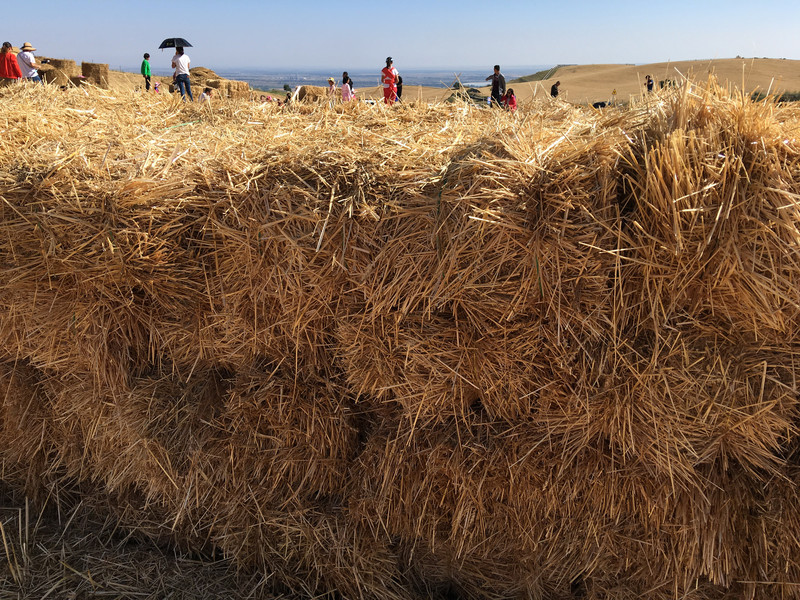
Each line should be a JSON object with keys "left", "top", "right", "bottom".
{"left": 171, "top": 46, "right": 192, "bottom": 101}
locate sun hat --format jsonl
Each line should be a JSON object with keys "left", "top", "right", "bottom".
{"left": 20, "top": 42, "right": 36, "bottom": 52}
{"left": 327, "top": 77, "right": 334, "bottom": 83}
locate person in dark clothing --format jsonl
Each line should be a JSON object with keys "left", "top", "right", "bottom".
{"left": 396, "top": 75, "right": 403, "bottom": 101}
{"left": 645, "top": 75, "right": 654, "bottom": 93}
{"left": 485, "top": 64, "right": 505, "bottom": 107}
{"left": 550, "top": 80, "right": 560, "bottom": 98}
{"left": 341, "top": 71, "right": 354, "bottom": 91}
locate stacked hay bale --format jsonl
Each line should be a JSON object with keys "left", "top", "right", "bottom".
{"left": 205, "top": 78, "right": 250, "bottom": 99}
{"left": 294, "top": 84, "right": 329, "bottom": 102}
{"left": 186, "top": 66, "right": 250, "bottom": 99}
{"left": 1, "top": 81, "right": 800, "bottom": 600}
{"left": 81, "top": 61, "right": 109, "bottom": 88}
{"left": 39, "top": 57, "right": 80, "bottom": 85}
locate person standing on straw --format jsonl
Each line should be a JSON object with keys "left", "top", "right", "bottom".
{"left": 141, "top": 53, "right": 152, "bottom": 91}
{"left": 171, "top": 46, "right": 193, "bottom": 101}
{"left": 341, "top": 71, "right": 355, "bottom": 102}
{"left": 381, "top": 57, "right": 399, "bottom": 105}
{"left": 16, "top": 42, "right": 42, "bottom": 84}
{"left": 485, "top": 64, "right": 505, "bottom": 107}
{"left": 0, "top": 42, "right": 22, "bottom": 82}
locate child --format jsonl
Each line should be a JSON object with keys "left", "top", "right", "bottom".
{"left": 199, "top": 87, "right": 213, "bottom": 102}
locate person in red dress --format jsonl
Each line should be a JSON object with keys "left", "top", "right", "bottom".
{"left": 0, "top": 42, "right": 22, "bottom": 81}
{"left": 381, "top": 57, "right": 398, "bottom": 105}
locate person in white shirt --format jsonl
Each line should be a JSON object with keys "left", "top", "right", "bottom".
{"left": 171, "top": 47, "right": 193, "bottom": 101}
{"left": 199, "top": 87, "right": 212, "bottom": 102}
{"left": 16, "top": 42, "right": 42, "bottom": 84}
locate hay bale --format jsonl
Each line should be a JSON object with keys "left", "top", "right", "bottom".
{"left": 46, "top": 58, "right": 79, "bottom": 77}
{"left": 39, "top": 57, "right": 79, "bottom": 85}
{"left": 81, "top": 61, "right": 109, "bottom": 88}
{"left": 1, "top": 80, "right": 800, "bottom": 599}
{"left": 294, "top": 84, "right": 328, "bottom": 102}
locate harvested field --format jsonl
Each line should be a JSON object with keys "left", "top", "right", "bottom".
{"left": 2, "top": 79, "right": 800, "bottom": 599}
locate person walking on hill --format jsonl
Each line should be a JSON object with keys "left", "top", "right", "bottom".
{"left": 171, "top": 46, "right": 193, "bottom": 101}
{"left": 381, "top": 57, "right": 399, "bottom": 105}
{"left": 485, "top": 64, "right": 505, "bottom": 107}
{"left": 16, "top": 42, "right": 41, "bottom": 84}
{"left": 550, "top": 80, "right": 560, "bottom": 98}
{"left": 141, "top": 53, "right": 151, "bottom": 91}
{"left": 0, "top": 42, "right": 22, "bottom": 81}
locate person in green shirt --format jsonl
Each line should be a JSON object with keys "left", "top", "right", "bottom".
{"left": 141, "top": 53, "right": 151, "bottom": 91}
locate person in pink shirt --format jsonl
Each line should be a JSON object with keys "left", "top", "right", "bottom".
{"left": 341, "top": 71, "right": 355, "bottom": 102}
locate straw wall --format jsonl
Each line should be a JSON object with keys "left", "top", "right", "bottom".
{"left": 1, "top": 81, "right": 800, "bottom": 599}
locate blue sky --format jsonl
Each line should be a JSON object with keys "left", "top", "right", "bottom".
{"left": 3, "top": 0, "right": 798, "bottom": 71}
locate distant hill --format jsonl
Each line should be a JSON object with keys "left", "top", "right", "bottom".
{"left": 509, "top": 65, "right": 574, "bottom": 84}
{"left": 483, "top": 58, "right": 800, "bottom": 104}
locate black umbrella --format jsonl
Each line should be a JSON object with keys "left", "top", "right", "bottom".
{"left": 158, "top": 37, "right": 193, "bottom": 49}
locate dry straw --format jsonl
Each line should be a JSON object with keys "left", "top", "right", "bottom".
{"left": 2, "top": 78, "right": 800, "bottom": 599}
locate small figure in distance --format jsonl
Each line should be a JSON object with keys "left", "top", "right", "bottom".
{"left": 485, "top": 64, "right": 505, "bottom": 107}
{"left": 141, "top": 53, "right": 151, "bottom": 91}
{"left": 153, "top": 81, "right": 161, "bottom": 93}
{"left": 502, "top": 88, "right": 517, "bottom": 111}
{"left": 644, "top": 74, "right": 654, "bottom": 93}
{"left": 17, "top": 42, "right": 42, "bottom": 84}
{"left": 0, "top": 42, "right": 22, "bottom": 82}
{"left": 284, "top": 91, "right": 291, "bottom": 106}
{"left": 550, "top": 80, "right": 560, "bottom": 98}
{"left": 171, "top": 46, "right": 193, "bottom": 101}
{"left": 327, "top": 77, "right": 337, "bottom": 107}
{"left": 199, "top": 87, "right": 213, "bottom": 102}
{"left": 381, "top": 57, "right": 399, "bottom": 105}
{"left": 341, "top": 71, "right": 355, "bottom": 101}
{"left": 260, "top": 94, "right": 267, "bottom": 102}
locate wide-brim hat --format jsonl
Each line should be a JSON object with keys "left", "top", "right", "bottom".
{"left": 20, "top": 42, "right": 36, "bottom": 52}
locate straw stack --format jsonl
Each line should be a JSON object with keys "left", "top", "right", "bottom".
{"left": 81, "top": 61, "right": 109, "bottom": 88}
{"left": 2, "top": 79, "right": 800, "bottom": 599}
